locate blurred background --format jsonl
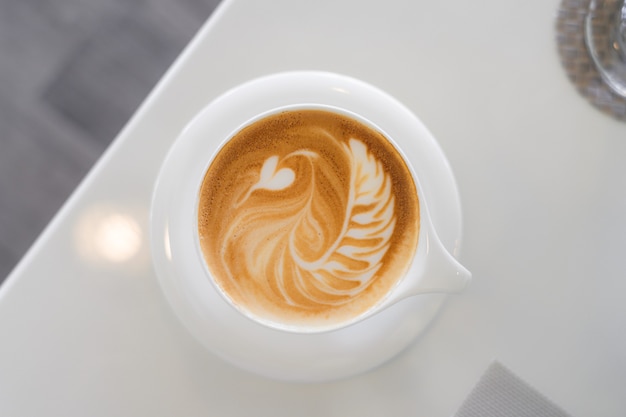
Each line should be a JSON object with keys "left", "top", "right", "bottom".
{"left": 0, "top": 0, "right": 222, "bottom": 284}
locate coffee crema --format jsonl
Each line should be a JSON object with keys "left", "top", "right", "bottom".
{"left": 197, "top": 109, "right": 419, "bottom": 328}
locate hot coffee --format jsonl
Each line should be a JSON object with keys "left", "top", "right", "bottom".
{"left": 197, "top": 109, "right": 419, "bottom": 328}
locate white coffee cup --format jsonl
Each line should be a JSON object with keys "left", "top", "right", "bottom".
{"left": 150, "top": 71, "right": 471, "bottom": 381}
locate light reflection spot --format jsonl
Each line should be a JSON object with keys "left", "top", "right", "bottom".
{"left": 75, "top": 209, "right": 142, "bottom": 263}
{"left": 93, "top": 214, "right": 141, "bottom": 262}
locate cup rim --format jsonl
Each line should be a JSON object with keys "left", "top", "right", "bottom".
{"left": 190, "top": 103, "right": 428, "bottom": 334}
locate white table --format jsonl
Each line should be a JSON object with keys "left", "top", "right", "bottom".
{"left": 1, "top": 0, "right": 625, "bottom": 415}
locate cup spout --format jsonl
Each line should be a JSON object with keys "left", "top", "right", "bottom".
{"left": 395, "top": 227, "right": 471, "bottom": 299}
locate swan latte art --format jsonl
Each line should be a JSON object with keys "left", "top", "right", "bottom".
{"left": 197, "top": 109, "right": 420, "bottom": 328}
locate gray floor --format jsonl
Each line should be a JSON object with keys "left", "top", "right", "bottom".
{"left": 0, "top": 0, "right": 222, "bottom": 284}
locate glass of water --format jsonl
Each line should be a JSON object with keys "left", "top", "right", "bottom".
{"left": 585, "top": 0, "right": 626, "bottom": 97}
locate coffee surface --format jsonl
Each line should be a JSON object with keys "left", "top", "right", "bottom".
{"left": 197, "top": 109, "right": 419, "bottom": 328}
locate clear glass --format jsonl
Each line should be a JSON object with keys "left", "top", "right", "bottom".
{"left": 585, "top": 0, "right": 626, "bottom": 97}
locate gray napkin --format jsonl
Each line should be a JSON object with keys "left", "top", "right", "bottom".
{"left": 454, "top": 362, "right": 572, "bottom": 417}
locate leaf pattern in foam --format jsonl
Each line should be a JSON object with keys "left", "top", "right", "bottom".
{"left": 300, "top": 138, "right": 397, "bottom": 301}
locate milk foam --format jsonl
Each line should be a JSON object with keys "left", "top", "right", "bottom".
{"left": 197, "top": 110, "right": 419, "bottom": 327}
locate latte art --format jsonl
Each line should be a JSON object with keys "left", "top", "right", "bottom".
{"left": 227, "top": 138, "right": 396, "bottom": 308}
{"left": 198, "top": 110, "right": 419, "bottom": 327}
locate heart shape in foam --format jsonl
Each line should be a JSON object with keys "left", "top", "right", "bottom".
{"left": 257, "top": 156, "right": 295, "bottom": 191}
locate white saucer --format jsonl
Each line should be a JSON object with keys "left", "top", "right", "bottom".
{"left": 149, "top": 71, "right": 464, "bottom": 382}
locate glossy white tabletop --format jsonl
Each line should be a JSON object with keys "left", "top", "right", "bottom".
{"left": 1, "top": 0, "right": 625, "bottom": 415}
